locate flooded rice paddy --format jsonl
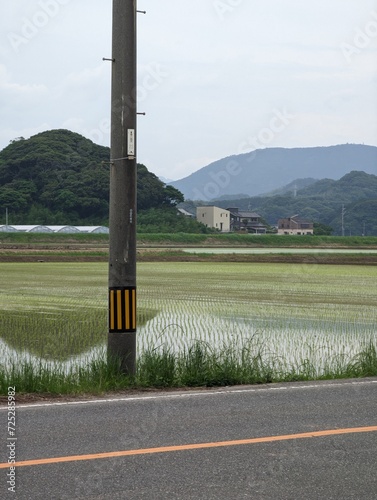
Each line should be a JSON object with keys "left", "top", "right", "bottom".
{"left": 0, "top": 262, "right": 376, "bottom": 375}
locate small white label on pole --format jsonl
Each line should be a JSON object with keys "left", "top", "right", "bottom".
{"left": 127, "top": 129, "right": 135, "bottom": 156}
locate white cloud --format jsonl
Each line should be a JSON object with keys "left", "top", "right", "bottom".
{"left": 0, "top": 64, "right": 47, "bottom": 96}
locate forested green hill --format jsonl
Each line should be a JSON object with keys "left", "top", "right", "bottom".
{"left": 0, "top": 130, "right": 110, "bottom": 224}
{"left": 0, "top": 130, "right": 209, "bottom": 233}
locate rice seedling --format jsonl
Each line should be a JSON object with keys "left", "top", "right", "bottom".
{"left": 0, "top": 261, "right": 376, "bottom": 394}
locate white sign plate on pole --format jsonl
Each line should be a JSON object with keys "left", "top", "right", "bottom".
{"left": 127, "top": 129, "right": 135, "bottom": 156}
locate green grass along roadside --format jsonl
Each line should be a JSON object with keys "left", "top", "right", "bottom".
{"left": 1, "top": 340, "right": 377, "bottom": 398}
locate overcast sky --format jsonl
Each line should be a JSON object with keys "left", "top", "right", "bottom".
{"left": 1, "top": 0, "right": 377, "bottom": 180}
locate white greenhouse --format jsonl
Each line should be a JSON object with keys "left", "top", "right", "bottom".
{"left": 0, "top": 225, "right": 109, "bottom": 234}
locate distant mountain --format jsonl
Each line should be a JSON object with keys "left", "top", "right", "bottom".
{"left": 170, "top": 144, "right": 377, "bottom": 200}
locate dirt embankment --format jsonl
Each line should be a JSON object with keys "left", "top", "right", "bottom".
{"left": 1, "top": 244, "right": 377, "bottom": 265}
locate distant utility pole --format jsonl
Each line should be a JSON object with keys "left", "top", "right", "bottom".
{"left": 108, "top": 0, "right": 137, "bottom": 375}
{"left": 341, "top": 204, "right": 346, "bottom": 237}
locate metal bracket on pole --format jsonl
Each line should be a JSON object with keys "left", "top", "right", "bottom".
{"left": 111, "top": 157, "right": 136, "bottom": 162}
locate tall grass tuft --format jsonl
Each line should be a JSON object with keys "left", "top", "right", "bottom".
{"left": 137, "top": 347, "right": 177, "bottom": 387}
{"left": 178, "top": 341, "right": 213, "bottom": 386}
{"left": 347, "top": 341, "right": 377, "bottom": 378}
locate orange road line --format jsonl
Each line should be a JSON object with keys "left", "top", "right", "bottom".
{"left": 1, "top": 426, "right": 377, "bottom": 469}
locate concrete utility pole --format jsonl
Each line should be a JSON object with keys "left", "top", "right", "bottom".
{"left": 108, "top": 0, "right": 137, "bottom": 375}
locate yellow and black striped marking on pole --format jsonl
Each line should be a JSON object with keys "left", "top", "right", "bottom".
{"left": 109, "top": 287, "right": 136, "bottom": 332}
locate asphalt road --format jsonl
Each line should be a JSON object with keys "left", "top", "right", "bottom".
{"left": 1, "top": 378, "right": 377, "bottom": 499}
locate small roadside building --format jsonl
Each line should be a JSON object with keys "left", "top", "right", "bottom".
{"left": 277, "top": 215, "right": 314, "bottom": 235}
{"left": 196, "top": 206, "right": 230, "bottom": 232}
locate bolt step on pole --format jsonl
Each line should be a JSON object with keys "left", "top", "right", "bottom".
{"left": 108, "top": 0, "right": 137, "bottom": 375}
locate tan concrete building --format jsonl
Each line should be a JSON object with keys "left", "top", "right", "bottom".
{"left": 196, "top": 206, "right": 230, "bottom": 232}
